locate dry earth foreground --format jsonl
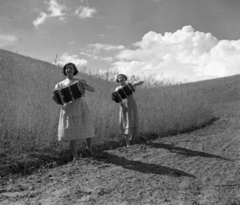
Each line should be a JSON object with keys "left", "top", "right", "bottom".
{"left": 1, "top": 98, "right": 240, "bottom": 204}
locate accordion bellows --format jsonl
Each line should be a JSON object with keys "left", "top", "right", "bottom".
{"left": 112, "top": 83, "right": 135, "bottom": 103}
{"left": 53, "top": 82, "right": 85, "bottom": 104}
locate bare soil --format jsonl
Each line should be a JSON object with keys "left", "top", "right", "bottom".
{"left": 1, "top": 108, "right": 240, "bottom": 205}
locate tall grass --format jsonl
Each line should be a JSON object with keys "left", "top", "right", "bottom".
{"left": 0, "top": 50, "right": 216, "bottom": 156}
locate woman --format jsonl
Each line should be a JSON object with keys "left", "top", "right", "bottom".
{"left": 115, "top": 74, "right": 144, "bottom": 147}
{"left": 53, "top": 62, "right": 95, "bottom": 161}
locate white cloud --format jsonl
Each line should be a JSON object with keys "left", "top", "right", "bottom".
{"left": 88, "top": 43, "right": 125, "bottom": 52}
{"left": 33, "top": 0, "right": 66, "bottom": 28}
{"left": 102, "top": 57, "right": 113, "bottom": 62}
{"left": 56, "top": 52, "right": 88, "bottom": 68}
{"left": 80, "top": 43, "right": 123, "bottom": 62}
{"left": 112, "top": 25, "right": 240, "bottom": 82}
{"left": 80, "top": 51, "right": 113, "bottom": 63}
{"left": 0, "top": 35, "right": 17, "bottom": 47}
{"left": 47, "top": 0, "right": 66, "bottom": 17}
{"left": 33, "top": 12, "right": 48, "bottom": 28}
{"left": 80, "top": 51, "right": 99, "bottom": 59}
{"left": 74, "top": 6, "right": 96, "bottom": 19}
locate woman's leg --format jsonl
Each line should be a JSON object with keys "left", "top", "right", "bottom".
{"left": 70, "top": 140, "right": 78, "bottom": 160}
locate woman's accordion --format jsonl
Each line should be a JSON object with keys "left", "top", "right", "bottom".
{"left": 112, "top": 83, "right": 135, "bottom": 103}
{"left": 53, "top": 82, "right": 85, "bottom": 105}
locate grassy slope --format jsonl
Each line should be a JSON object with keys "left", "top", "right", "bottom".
{"left": 1, "top": 49, "right": 239, "bottom": 176}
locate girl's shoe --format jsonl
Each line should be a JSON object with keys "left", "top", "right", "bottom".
{"left": 129, "top": 139, "right": 134, "bottom": 145}
{"left": 86, "top": 147, "right": 93, "bottom": 156}
{"left": 139, "top": 137, "right": 147, "bottom": 144}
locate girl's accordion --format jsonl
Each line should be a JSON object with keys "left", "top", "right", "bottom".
{"left": 112, "top": 83, "right": 135, "bottom": 103}
{"left": 53, "top": 82, "right": 85, "bottom": 105}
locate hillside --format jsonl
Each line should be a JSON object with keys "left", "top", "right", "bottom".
{"left": 1, "top": 49, "right": 240, "bottom": 204}
{"left": 183, "top": 74, "right": 240, "bottom": 104}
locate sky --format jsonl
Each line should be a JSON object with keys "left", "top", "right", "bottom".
{"left": 1, "top": 0, "right": 240, "bottom": 82}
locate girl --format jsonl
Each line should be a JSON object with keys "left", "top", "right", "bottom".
{"left": 115, "top": 74, "right": 144, "bottom": 147}
{"left": 53, "top": 62, "right": 95, "bottom": 161}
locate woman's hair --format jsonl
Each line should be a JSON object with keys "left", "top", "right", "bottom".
{"left": 116, "top": 74, "right": 127, "bottom": 83}
{"left": 62, "top": 63, "right": 78, "bottom": 76}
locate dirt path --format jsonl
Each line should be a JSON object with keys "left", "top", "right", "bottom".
{"left": 1, "top": 114, "right": 240, "bottom": 205}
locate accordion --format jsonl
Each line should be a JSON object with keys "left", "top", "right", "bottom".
{"left": 112, "top": 83, "right": 135, "bottom": 103}
{"left": 53, "top": 82, "right": 85, "bottom": 105}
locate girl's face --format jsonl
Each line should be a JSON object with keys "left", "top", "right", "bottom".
{"left": 65, "top": 65, "right": 74, "bottom": 76}
{"left": 118, "top": 75, "right": 126, "bottom": 83}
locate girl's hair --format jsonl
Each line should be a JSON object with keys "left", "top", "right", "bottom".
{"left": 62, "top": 63, "right": 78, "bottom": 76}
{"left": 116, "top": 74, "right": 127, "bottom": 83}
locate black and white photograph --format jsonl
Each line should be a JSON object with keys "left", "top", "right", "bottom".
{"left": 1, "top": 0, "right": 240, "bottom": 204}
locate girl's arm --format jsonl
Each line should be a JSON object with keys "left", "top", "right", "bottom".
{"left": 80, "top": 79, "right": 95, "bottom": 92}
{"left": 52, "top": 92, "right": 63, "bottom": 105}
{"left": 52, "top": 83, "right": 63, "bottom": 105}
{"left": 133, "top": 81, "right": 144, "bottom": 86}
{"left": 84, "top": 84, "right": 95, "bottom": 92}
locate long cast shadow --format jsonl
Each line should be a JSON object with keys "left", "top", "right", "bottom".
{"left": 147, "top": 142, "right": 231, "bottom": 161}
{"left": 95, "top": 153, "right": 196, "bottom": 178}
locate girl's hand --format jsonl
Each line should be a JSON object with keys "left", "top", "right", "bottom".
{"left": 80, "top": 79, "right": 87, "bottom": 85}
{"left": 79, "top": 80, "right": 95, "bottom": 92}
{"left": 52, "top": 93, "right": 63, "bottom": 105}
{"left": 84, "top": 84, "right": 95, "bottom": 92}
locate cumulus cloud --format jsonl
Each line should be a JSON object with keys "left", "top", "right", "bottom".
{"left": 0, "top": 34, "right": 17, "bottom": 47}
{"left": 56, "top": 52, "right": 88, "bottom": 68}
{"left": 33, "top": 0, "right": 66, "bottom": 28}
{"left": 74, "top": 6, "right": 96, "bottom": 19}
{"left": 113, "top": 25, "right": 240, "bottom": 82}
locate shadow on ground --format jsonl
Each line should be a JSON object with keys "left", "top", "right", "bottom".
{"left": 147, "top": 142, "right": 231, "bottom": 161}
{"left": 94, "top": 153, "right": 196, "bottom": 178}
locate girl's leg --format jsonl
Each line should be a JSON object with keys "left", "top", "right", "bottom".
{"left": 129, "top": 128, "right": 138, "bottom": 144}
{"left": 86, "top": 138, "right": 93, "bottom": 152}
{"left": 70, "top": 140, "right": 78, "bottom": 160}
{"left": 124, "top": 134, "right": 131, "bottom": 147}
{"left": 129, "top": 134, "right": 134, "bottom": 144}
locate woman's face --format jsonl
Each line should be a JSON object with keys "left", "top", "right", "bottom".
{"left": 117, "top": 75, "right": 126, "bottom": 83}
{"left": 65, "top": 64, "right": 74, "bottom": 76}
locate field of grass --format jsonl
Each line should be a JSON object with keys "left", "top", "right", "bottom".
{"left": 0, "top": 49, "right": 221, "bottom": 174}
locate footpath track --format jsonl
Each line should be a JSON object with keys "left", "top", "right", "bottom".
{"left": 1, "top": 114, "right": 240, "bottom": 205}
